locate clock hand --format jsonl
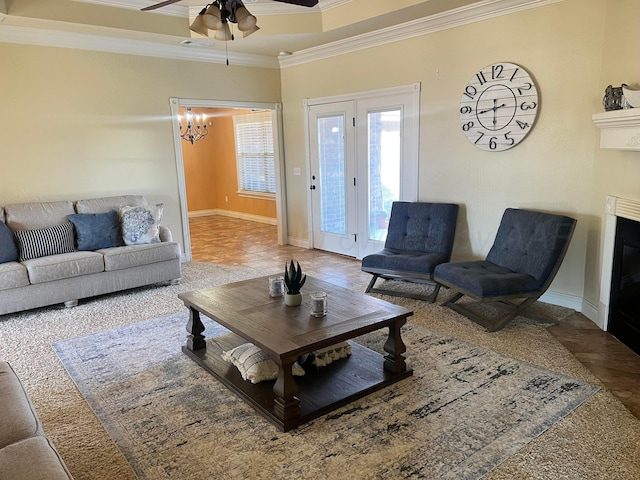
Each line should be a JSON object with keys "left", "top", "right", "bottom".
{"left": 478, "top": 102, "right": 507, "bottom": 114}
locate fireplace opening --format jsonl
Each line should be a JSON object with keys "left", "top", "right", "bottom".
{"left": 608, "top": 216, "right": 640, "bottom": 355}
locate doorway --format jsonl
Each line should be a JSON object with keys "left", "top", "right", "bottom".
{"left": 306, "top": 84, "right": 420, "bottom": 259}
{"left": 170, "top": 98, "right": 286, "bottom": 262}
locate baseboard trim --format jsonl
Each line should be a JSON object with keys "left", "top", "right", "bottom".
{"left": 539, "top": 290, "right": 582, "bottom": 312}
{"left": 539, "top": 291, "right": 602, "bottom": 328}
{"left": 188, "top": 209, "right": 277, "bottom": 226}
{"left": 287, "top": 236, "right": 310, "bottom": 249}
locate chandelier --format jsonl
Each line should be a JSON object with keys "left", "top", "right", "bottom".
{"left": 190, "top": 0, "right": 259, "bottom": 41}
{"left": 180, "top": 108, "right": 208, "bottom": 144}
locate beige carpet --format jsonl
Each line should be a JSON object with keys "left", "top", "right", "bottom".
{"left": 1, "top": 262, "right": 639, "bottom": 479}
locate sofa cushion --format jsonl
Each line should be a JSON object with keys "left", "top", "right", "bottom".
{"left": 23, "top": 251, "right": 104, "bottom": 285}
{"left": 0, "top": 436, "right": 74, "bottom": 480}
{"left": 0, "top": 362, "right": 41, "bottom": 450}
{"left": 68, "top": 210, "right": 122, "bottom": 251}
{"left": 99, "top": 242, "right": 180, "bottom": 272}
{"left": 120, "top": 204, "right": 164, "bottom": 245}
{"left": 14, "top": 223, "right": 77, "bottom": 262}
{"left": 0, "top": 262, "right": 30, "bottom": 291}
{"left": 4, "top": 201, "right": 75, "bottom": 231}
{"left": 75, "top": 195, "right": 147, "bottom": 214}
{"left": 0, "top": 221, "right": 18, "bottom": 264}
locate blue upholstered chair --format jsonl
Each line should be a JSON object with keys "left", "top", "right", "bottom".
{"left": 433, "top": 208, "right": 576, "bottom": 331}
{"left": 361, "top": 202, "right": 459, "bottom": 303}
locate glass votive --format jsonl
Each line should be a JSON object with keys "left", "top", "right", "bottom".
{"left": 269, "top": 275, "right": 284, "bottom": 297}
{"left": 310, "top": 291, "right": 327, "bottom": 317}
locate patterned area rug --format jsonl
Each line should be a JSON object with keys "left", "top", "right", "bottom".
{"left": 53, "top": 311, "right": 598, "bottom": 480}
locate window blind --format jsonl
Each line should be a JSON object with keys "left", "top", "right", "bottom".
{"left": 233, "top": 111, "right": 275, "bottom": 195}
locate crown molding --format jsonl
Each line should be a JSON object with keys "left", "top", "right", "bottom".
{"left": 0, "top": 24, "right": 279, "bottom": 68}
{"left": 279, "top": 0, "right": 565, "bottom": 68}
{"left": 0, "top": 0, "right": 564, "bottom": 70}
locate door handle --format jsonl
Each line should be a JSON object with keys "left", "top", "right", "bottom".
{"left": 310, "top": 185, "right": 316, "bottom": 190}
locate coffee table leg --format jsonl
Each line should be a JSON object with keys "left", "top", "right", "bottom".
{"left": 273, "top": 355, "right": 301, "bottom": 424}
{"left": 383, "top": 318, "right": 408, "bottom": 373}
{"left": 185, "top": 306, "right": 206, "bottom": 351}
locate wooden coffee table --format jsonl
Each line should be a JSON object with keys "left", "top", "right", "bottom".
{"left": 178, "top": 275, "right": 413, "bottom": 431}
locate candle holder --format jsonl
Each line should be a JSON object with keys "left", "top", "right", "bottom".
{"left": 268, "top": 275, "right": 284, "bottom": 297}
{"left": 310, "top": 291, "right": 327, "bottom": 317}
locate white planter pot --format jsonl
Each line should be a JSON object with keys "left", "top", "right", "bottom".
{"left": 284, "top": 293, "right": 302, "bottom": 307}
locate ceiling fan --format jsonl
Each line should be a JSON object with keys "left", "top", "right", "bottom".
{"left": 141, "top": 0, "right": 319, "bottom": 10}
{"left": 142, "top": 0, "right": 318, "bottom": 41}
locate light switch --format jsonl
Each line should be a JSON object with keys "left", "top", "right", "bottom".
{"left": 293, "top": 167, "right": 301, "bottom": 176}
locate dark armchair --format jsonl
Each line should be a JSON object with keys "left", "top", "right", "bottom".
{"left": 361, "top": 201, "right": 459, "bottom": 303}
{"left": 433, "top": 208, "right": 576, "bottom": 331}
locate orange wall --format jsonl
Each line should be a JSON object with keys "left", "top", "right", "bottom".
{"left": 181, "top": 107, "right": 276, "bottom": 219}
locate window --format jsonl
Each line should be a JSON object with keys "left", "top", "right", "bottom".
{"left": 234, "top": 111, "right": 275, "bottom": 196}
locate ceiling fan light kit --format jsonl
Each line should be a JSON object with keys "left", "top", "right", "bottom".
{"left": 189, "top": 11, "right": 210, "bottom": 36}
{"left": 142, "top": 0, "right": 319, "bottom": 42}
{"left": 202, "top": 4, "right": 223, "bottom": 30}
{"left": 213, "top": 22, "right": 233, "bottom": 41}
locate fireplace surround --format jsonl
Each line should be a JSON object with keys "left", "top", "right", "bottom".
{"left": 600, "top": 195, "right": 640, "bottom": 354}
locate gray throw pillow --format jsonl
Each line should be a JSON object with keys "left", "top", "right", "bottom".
{"left": 0, "top": 221, "right": 18, "bottom": 263}
{"left": 68, "top": 210, "right": 122, "bottom": 251}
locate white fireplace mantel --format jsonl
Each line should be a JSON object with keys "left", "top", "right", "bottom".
{"left": 592, "top": 108, "right": 640, "bottom": 151}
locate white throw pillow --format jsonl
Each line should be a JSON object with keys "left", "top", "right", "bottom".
{"left": 120, "top": 204, "right": 163, "bottom": 245}
{"left": 222, "top": 343, "right": 305, "bottom": 384}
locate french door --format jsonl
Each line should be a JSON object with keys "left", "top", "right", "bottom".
{"left": 307, "top": 84, "right": 420, "bottom": 259}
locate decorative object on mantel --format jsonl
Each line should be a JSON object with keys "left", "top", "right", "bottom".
{"left": 284, "top": 259, "right": 306, "bottom": 306}
{"left": 459, "top": 62, "right": 539, "bottom": 151}
{"left": 622, "top": 85, "right": 640, "bottom": 108}
{"left": 602, "top": 84, "right": 627, "bottom": 111}
{"left": 179, "top": 107, "right": 208, "bottom": 144}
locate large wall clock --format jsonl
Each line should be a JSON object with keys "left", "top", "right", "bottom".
{"left": 459, "top": 62, "right": 539, "bottom": 152}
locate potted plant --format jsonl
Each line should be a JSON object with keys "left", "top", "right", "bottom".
{"left": 284, "top": 260, "right": 306, "bottom": 306}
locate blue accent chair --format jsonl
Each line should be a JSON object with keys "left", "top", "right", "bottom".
{"left": 361, "top": 202, "right": 459, "bottom": 303}
{"left": 434, "top": 208, "right": 576, "bottom": 331}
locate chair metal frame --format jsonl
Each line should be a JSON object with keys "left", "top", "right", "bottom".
{"left": 365, "top": 269, "right": 442, "bottom": 303}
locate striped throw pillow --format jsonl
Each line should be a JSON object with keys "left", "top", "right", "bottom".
{"left": 14, "top": 223, "right": 77, "bottom": 262}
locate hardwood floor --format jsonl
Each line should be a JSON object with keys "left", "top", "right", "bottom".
{"left": 189, "top": 215, "right": 640, "bottom": 419}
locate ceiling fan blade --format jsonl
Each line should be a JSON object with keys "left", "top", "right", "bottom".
{"left": 141, "top": 0, "right": 183, "bottom": 12}
{"left": 271, "top": 0, "right": 319, "bottom": 7}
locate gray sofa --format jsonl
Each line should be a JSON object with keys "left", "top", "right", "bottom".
{"left": 0, "top": 361, "right": 74, "bottom": 479}
{"left": 0, "top": 195, "right": 181, "bottom": 316}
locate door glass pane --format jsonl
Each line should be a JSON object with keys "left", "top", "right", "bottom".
{"left": 317, "top": 115, "right": 346, "bottom": 235}
{"left": 368, "top": 109, "right": 401, "bottom": 241}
